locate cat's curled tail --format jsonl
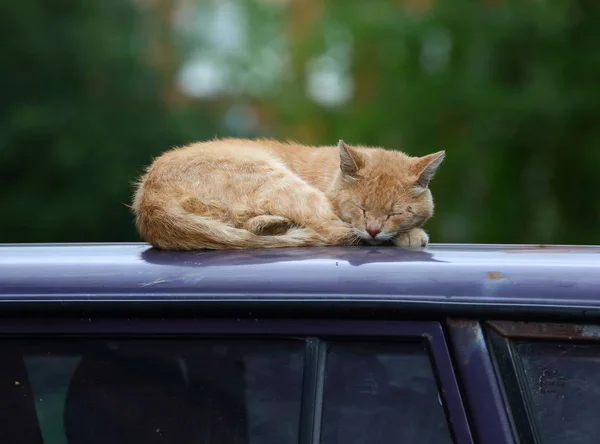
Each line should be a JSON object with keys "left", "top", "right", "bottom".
{"left": 133, "top": 201, "right": 342, "bottom": 250}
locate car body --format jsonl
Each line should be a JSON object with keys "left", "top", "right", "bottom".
{"left": 1, "top": 243, "right": 600, "bottom": 444}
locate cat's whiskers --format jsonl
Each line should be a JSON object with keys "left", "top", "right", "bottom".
{"left": 346, "top": 230, "right": 362, "bottom": 245}
{"left": 377, "top": 231, "right": 395, "bottom": 240}
{"left": 348, "top": 236, "right": 363, "bottom": 246}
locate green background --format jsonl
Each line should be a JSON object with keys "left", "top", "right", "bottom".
{"left": 2, "top": 0, "right": 599, "bottom": 245}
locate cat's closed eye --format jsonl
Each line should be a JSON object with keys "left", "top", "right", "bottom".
{"left": 386, "top": 212, "right": 403, "bottom": 220}
{"left": 355, "top": 205, "right": 366, "bottom": 217}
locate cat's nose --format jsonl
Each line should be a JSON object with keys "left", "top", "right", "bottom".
{"left": 366, "top": 224, "right": 382, "bottom": 238}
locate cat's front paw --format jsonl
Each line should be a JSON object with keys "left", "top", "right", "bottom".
{"left": 393, "top": 228, "right": 429, "bottom": 249}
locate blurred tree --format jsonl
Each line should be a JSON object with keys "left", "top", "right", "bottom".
{"left": 267, "top": 0, "right": 600, "bottom": 244}
{"left": 0, "top": 0, "right": 215, "bottom": 242}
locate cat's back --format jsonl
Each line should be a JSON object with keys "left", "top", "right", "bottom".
{"left": 152, "top": 138, "right": 276, "bottom": 167}
{"left": 148, "top": 138, "right": 324, "bottom": 178}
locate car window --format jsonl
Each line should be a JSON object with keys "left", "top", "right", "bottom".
{"left": 321, "top": 341, "right": 454, "bottom": 444}
{"left": 4, "top": 337, "right": 456, "bottom": 444}
{"left": 515, "top": 341, "right": 600, "bottom": 444}
{"left": 11, "top": 339, "right": 305, "bottom": 444}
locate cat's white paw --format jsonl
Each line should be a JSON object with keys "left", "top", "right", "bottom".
{"left": 393, "top": 228, "right": 429, "bottom": 249}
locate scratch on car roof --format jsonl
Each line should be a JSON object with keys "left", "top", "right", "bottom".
{"left": 140, "top": 278, "right": 169, "bottom": 287}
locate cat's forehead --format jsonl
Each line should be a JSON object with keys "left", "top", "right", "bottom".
{"left": 364, "top": 151, "right": 414, "bottom": 175}
{"left": 361, "top": 170, "right": 414, "bottom": 192}
{"left": 361, "top": 178, "right": 414, "bottom": 207}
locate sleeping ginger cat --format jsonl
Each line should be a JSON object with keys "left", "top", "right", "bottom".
{"left": 132, "top": 138, "right": 445, "bottom": 250}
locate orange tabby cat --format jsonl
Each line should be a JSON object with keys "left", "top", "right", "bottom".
{"left": 132, "top": 138, "right": 444, "bottom": 250}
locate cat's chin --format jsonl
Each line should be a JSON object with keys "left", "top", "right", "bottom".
{"left": 362, "top": 240, "right": 395, "bottom": 247}
{"left": 356, "top": 236, "right": 395, "bottom": 247}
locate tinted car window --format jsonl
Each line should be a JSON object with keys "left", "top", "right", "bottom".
{"left": 515, "top": 341, "right": 600, "bottom": 444}
{"left": 7, "top": 339, "right": 304, "bottom": 444}
{"left": 320, "top": 341, "right": 453, "bottom": 444}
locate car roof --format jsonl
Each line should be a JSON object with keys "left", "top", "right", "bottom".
{"left": 1, "top": 243, "right": 600, "bottom": 318}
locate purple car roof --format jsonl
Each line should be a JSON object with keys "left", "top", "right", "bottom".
{"left": 1, "top": 243, "right": 599, "bottom": 317}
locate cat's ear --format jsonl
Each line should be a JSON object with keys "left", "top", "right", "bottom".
{"left": 338, "top": 140, "right": 364, "bottom": 179}
{"left": 414, "top": 151, "right": 445, "bottom": 188}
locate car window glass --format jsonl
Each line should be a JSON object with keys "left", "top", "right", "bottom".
{"left": 516, "top": 341, "right": 600, "bottom": 444}
{"left": 10, "top": 339, "right": 305, "bottom": 444}
{"left": 320, "top": 341, "right": 454, "bottom": 444}
{"left": 5, "top": 336, "right": 456, "bottom": 444}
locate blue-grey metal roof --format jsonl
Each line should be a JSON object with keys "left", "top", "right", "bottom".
{"left": 1, "top": 243, "right": 599, "bottom": 317}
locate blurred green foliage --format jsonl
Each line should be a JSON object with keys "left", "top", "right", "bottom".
{"left": 0, "top": 0, "right": 216, "bottom": 242}
{"left": 1, "top": 0, "right": 599, "bottom": 245}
